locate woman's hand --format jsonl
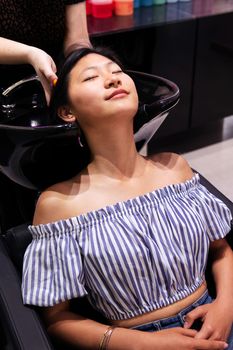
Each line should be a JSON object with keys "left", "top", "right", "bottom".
{"left": 184, "top": 300, "right": 233, "bottom": 341}
{"left": 150, "top": 327, "right": 228, "bottom": 350}
{"left": 109, "top": 327, "right": 228, "bottom": 350}
{"left": 41, "top": 299, "right": 228, "bottom": 350}
{"left": 27, "top": 46, "right": 58, "bottom": 104}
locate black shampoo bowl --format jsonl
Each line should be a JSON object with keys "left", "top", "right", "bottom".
{"left": 0, "top": 72, "right": 179, "bottom": 190}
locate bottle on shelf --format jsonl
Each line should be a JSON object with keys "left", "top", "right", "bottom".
{"left": 91, "top": 0, "right": 113, "bottom": 18}
{"left": 154, "top": 0, "right": 165, "bottom": 4}
{"left": 140, "top": 0, "right": 153, "bottom": 6}
{"left": 134, "top": 0, "right": 140, "bottom": 8}
{"left": 86, "top": 0, "right": 92, "bottom": 15}
{"left": 114, "top": 0, "right": 134, "bottom": 15}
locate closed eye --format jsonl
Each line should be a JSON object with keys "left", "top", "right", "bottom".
{"left": 112, "top": 70, "right": 123, "bottom": 74}
{"left": 83, "top": 75, "right": 98, "bottom": 82}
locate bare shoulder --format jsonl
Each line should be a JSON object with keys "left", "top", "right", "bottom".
{"left": 32, "top": 179, "right": 77, "bottom": 225}
{"left": 148, "top": 152, "right": 194, "bottom": 181}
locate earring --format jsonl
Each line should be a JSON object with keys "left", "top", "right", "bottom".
{"left": 76, "top": 122, "right": 84, "bottom": 148}
{"left": 78, "top": 136, "right": 84, "bottom": 148}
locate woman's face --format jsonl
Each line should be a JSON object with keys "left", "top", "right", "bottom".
{"left": 66, "top": 53, "right": 139, "bottom": 128}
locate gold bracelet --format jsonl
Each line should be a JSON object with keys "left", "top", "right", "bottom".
{"left": 99, "top": 326, "right": 116, "bottom": 350}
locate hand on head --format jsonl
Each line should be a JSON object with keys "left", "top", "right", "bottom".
{"left": 28, "top": 47, "right": 58, "bottom": 104}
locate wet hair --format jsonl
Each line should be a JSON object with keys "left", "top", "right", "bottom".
{"left": 49, "top": 46, "right": 124, "bottom": 122}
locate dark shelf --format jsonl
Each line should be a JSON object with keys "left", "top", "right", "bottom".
{"left": 88, "top": 0, "right": 233, "bottom": 37}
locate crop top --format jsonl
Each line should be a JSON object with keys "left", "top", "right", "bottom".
{"left": 22, "top": 173, "right": 232, "bottom": 320}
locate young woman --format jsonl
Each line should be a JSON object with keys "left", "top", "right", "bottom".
{"left": 22, "top": 47, "right": 233, "bottom": 350}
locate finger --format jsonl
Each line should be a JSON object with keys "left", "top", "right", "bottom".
{"left": 51, "top": 60, "right": 57, "bottom": 74}
{"left": 44, "top": 71, "right": 58, "bottom": 85}
{"left": 45, "top": 56, "right": 57, "bottom": 75}
{"left": 43, "top": 87, "right": 51, "bottom": 105}
{"left": 184, "top": 306, "right": 207, "bottom": 328}
{"left": 38, "top": 70, "right": 56, "bottom": 104}
{"left": 40, "top": 64, "right": 58, "bottom": 85}
{"left": 40, "top": 78, "right": 52, "bottom": 105}
{"left": 195, "top": 324, "right": 213, "bottom": 339}
{"left": 195, "top": 339, "right": 228, "bottom": 349}
{"left": 175, "top": 328, "right": 198, "bottom": 337}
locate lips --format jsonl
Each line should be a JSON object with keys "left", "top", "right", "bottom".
{"left": 106, "top": 89, "right": 129, "bottom": 100}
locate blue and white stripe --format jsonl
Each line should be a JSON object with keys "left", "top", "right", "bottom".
{"left": 22, "top": 173, "right": 232, "bottom": 320}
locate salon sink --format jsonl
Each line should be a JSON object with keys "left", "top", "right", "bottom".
{"left": 0, "top": 72, "right": 179, "bottom": 190}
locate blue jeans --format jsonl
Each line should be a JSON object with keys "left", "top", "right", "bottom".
{"left": 132, "top": 291, "right": 233, "bottom": 349}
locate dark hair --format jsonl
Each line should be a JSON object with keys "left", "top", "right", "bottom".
{"left": 49, "top": 46, "right": 124, "bottom": 122}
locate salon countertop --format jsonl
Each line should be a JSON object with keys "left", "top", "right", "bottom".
{"left": 88, "top": 0, "right": 233, "bottom": 36}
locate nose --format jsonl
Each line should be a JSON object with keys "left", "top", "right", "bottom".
{"left": 104, "top": 75, "right": 121, "bottom": 89}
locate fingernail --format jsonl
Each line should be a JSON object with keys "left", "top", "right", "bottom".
{"left": 52, "top": 78, "right": 57, "bottom": 87}
{"left": 224, "top": 343, "right": 228, "bottom": 349}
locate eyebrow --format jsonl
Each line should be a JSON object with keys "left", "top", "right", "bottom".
{"left": 81, "top": 60, "right": 116, "bottom": 74}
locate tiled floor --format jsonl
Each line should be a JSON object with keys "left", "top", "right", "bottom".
{"left": 183, "top": 137, "right": 233, "bottom": 201}
{"left": 148, "top": 115, "right": 233, "bottom": 201}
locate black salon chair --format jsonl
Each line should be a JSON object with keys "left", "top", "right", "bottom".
{"left": 0, "top": 73, "right": 232, "bottom": 350}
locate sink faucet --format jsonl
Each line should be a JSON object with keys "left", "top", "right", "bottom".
{"left": 2, "top": 75, "right": 40, "bottom": 97}
{"left": 0, "top": 75, "right": 45, "bottom": 120}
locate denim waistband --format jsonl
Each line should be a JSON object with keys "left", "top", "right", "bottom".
{"left": 132, "top": 290, "right": 212, "bottom": 332}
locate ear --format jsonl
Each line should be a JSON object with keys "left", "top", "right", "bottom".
{"left": 57, "top": 105, "right": 76, "bottom": 123}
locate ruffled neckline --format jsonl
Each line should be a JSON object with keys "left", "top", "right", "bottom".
{"left": 29, "top": 173, "right": 200, "bottom": 236}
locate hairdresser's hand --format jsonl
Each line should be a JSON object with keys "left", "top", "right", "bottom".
{"left": 27, "top": 46, "right": 58, "bottom": 104}
{"left": 184, "top": 299, "right": 233, "bottom": 342}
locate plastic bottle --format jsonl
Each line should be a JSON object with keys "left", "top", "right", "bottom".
{"left": 114, "top": 0, "right": 134, "bottom": 15}
{"left": 154, "top": 0, "right": 165, "bottom": 4}
{"left": 91, "top": 0, "right": 113, "bottom": 18}
{"left": 86, "top": 0, "right": 92, "bottom": 15}
{"left": 141, "top": 0, "right": 153, "bottom": 6}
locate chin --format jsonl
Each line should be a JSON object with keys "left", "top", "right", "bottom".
{"left": 114, "top": 100, "right": 138, "bottom": 116}
{"left": 122, "top": 105, "right": 138, "bottom": 118}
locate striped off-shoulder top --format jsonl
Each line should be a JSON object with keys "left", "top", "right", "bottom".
{"left": 22, "top": 173, "right": 232, "bottom": 320}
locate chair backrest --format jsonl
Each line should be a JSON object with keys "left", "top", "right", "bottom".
{"left": 0, "top": 229, "right": 53, "bottom": 350}
{"left": 198, "top": 172, "right": 233, "bottom": 249}
{"left": 3, "top": 222, "right": 32, "bottom": 275}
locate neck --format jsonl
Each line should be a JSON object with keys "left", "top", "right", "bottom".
{"left": 86, "top": 124, "right": 145, "bottom": 180}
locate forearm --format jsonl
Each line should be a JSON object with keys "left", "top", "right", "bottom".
{"left": 210, "top": 239, "right": 233, "bottom": 303}
{"left": 0, "top": 37, "right": 37, "bottom": 65}
{"left": 46, "top": 310, "right": 143, "bottom": 350}
{"left": 43, "top": 301, "right": 229, "bottom": 350}
{"left": 64, "top": 2, "right": 92, "bottom": 55}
